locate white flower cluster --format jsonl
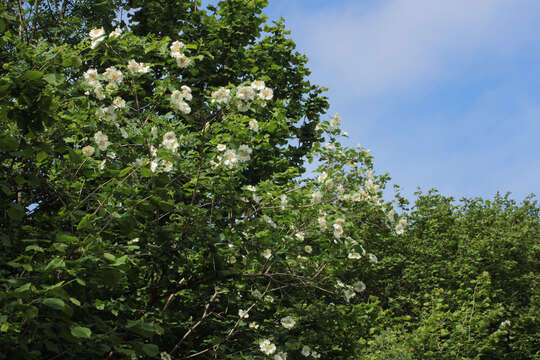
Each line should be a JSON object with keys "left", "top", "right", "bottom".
{"left": 395, "top": 217, "right": 407, "bottom": 235}
{"left": 214, "top": 144, "right": 252, "bottom": 169}
{"left": 329, "top": 113, "right": 342, "bottom": 130}
{"left": 89, "top": 27, "right": 122, "bottom": 49}
{"left": 170, "top": 40, "right": 192, "bottom": 68}
{"left": 170, "top": 85, "right": 192, "bottom": 114}
{"left": 83, "top": 66, "right": 127, "bottom": 99}
{"left": 211, "top": 87, "right": 231, "bottom": 104}
{"left": 235, "top": 80, "right": 273, "bottom": 112}
{"left": 127, "top": 59, "right": 151, "bottom": 74}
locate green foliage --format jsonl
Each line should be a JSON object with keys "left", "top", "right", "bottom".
{"left": 361, "top": 191, "right": 540, "bottom": 360}
{"left": 0, "top": 1, "right": 538, "bottom": 359}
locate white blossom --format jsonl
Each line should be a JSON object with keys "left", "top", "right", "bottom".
{"left": 249, "top": 119, "right": 259, "bottom": 132}
{"left": 236, "top": 86, "right": 255, "bottom": 101}
{"left": 175, "top": 53, "right": 192, "bottom": 68}
{"left": 354, "top": 280, "right": 366, "bottom": 293}
{"left": 260, "top": 340, "right": 276, "bottom": 356}
{"left": 238, "top": 309, "right": 249, "bottom": 319}
{"left": 301, "top": 345, "right": 311, "bottom": 357}
{"left": 109, "top": 27, "right": 122, "bottom": 38}
{"left": 262, "top": 249, "right": 272, "bottom": 259}
{"left": 223, "top": 149, "right": 238, "bottom": 168}
{"left": 237, "top": 145, "right": 252, "bottom": 162}
{"left": 344, "top": 288, "right": 356, "bottom": 302}
{"left": 82, "top": 145, "right": 95, "bottom": 157}
{"left": 211, "top": 87, "right": 231, "bottom": 104}
{"left": 170, "top": 40, "right": 185, "bottom": 55}
{"left": 89, "top": 27, "right": 106, "bottom": 49}
{"left": 181, "top": 85, "right": 192, "bottom": 101}
{"left": 83, "top": 69, "right": 99, "bottom": 86}
{"left": 311, "top": 190, "right": 322, "bottom": 203}
{"left": 249, "top": 322, "right": 259, "bottom": 329}
{"left": 329, "top": 113, "right": 342, "bottom": 129}
{"left": 93, "top": 84, "right": 105, "bottom": 100}
{"left": 281, "top": 316, "right": 296, "bottom": 329}
{"left": 217, "top": 144, "right": 226, "bottom": 152}
{"left": 251, "top": 80, "right": 265, "bottom": 90}
{"left": 304, "top": 245, "right": 312, "bottom": 254}
{"left": 162, "top": 160, "right": 173, "bottom": 173}
{"left": 274, "top": 352, "right": 287, "bottom": 360}
{"left": 103, "top": 66, "right": 123, "bottom": 84}
{"left": 112, "top": 97, "right": 126, "bottom": 109}
{"left": 162, "top": 131, "right": 179, "bottom": 152}
{"left": 348, "top": 252, "right": 361, "bottom": 260}
{"left": 317, "top": 172, "right": 328, "bottom": 183}
{"left": 94, "top": 131, "right": 110, "bottom": 151}
{"left": 150, "top": 159, "right": 159, "bottom": 173}
{"left": 259, "top": 87, "right": 273, "bottom": 100}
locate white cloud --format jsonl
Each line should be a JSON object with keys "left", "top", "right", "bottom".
{"left": 290, "top": 0, "right": 540, "bottom": 97}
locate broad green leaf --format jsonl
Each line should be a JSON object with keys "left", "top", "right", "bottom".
{"left": 42, "top": 298, "right": 66, "bottom": 311}
{"left": 23, "top": 70, "right": 43, "bottom": 81}
{"left": 142, "top": 344, "right": 159, "bottom": 357}
{"left": 71, "top": 326, "right": 92, "bottom": 339}
{"left": 103, "top": 253, "right": 116, "bottom": 262}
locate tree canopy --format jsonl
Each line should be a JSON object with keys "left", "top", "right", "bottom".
{"left": 0, "top": 1, "right": 538, "bottom": 359}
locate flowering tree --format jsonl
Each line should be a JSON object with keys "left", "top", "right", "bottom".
{"left": 1, "top": 8, "right": 414, "bottom": 357}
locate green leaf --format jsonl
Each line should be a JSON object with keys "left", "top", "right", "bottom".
{"left": 69, "top": 297, "right": 81, "bottom": 306}
{"left": 25, "top": 245, "right": 44, "bottom": 253}
{"left": 142, "top": 344, "right": 159, "bottom": 357}
{"left": 14, "top": 283, "right": 32, "bottom": 293}
{"left": 103, "top": 253, "right": 116, "bottom": 262}
{"left": 56, "top": 232, "right": 78, "bottom": 243}
{"left": 71, "top": 326, "right": 92, "bottom": 339}
{"left": 42, "top": 298, "right": 66, "bottom": 311}
{"left": 43, "top": 73, "right": 64, "bottom": 86}
{"left": 36, "top": 151, "right": 48, "bottom": 163}
{"left": 77, "top": 214, "right": 93, "bottom": 231}
{"left": 45, "top": 257, "right": 65, "bottom": 271}
{"left": 23, "top": 70, "right": 43, "bottom": 81}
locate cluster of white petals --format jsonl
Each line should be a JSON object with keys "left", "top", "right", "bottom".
{"left": 260, "top": 340, "right": 277, "bottom": 355}
{"left": 238, "top": 309, "right": 249, "bottom": 319}
{"left": 162, "top": 131, "right": 179, "bottom": 152}
{"left": 333, "top": 218, "right": 345, "bottom": 239}
{"left": 170, "top": 40, "right": 192, "bottom": 68}
{"left": 281, "top": 316, "right": 296, "bottom": 329}
{"left": 109, "top": 27, "right": 122, "bottom": 38}
{"left": 395, "top": 217, "right": 407, "bottom": 235}
{"left": 233, "top": 80, "right": 273, "bottom": 112}
{"left": 94, "top": 131, "right": 110, "bottom": 151}
{"left": 329, "top": 113, "right": 342, "bottom": 129}
{"left": 262, "top": 249, "right": 272, "bottom": 259}
{"left": 215, "top": 144, "right": 252, "bottom": 169}
{"left": 82, "top": 145, "right": 95, "bottom": 157}
{"left": 104, "top": 66, "right": 123, "bottom": 85}
{"left": 249, "top": 119, "right": 259, "bottom": 132}
{"left": 127, "top": 59, "right": 150, "bottom": 74}
{"left": 89, "top": 27, "right": 106, "bottom": 49}
{"left": 211, "top": 87, "right": 231, "bottom": 104}
{"left": 170, "top": 86, "right": 192, "bottom": 114}
{"left": 274, "top": 352, "right": 287, "bottom": 360}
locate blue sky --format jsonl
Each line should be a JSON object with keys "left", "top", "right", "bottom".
{"left": 250, "top": 0, "right": 540, "bottom": 201}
